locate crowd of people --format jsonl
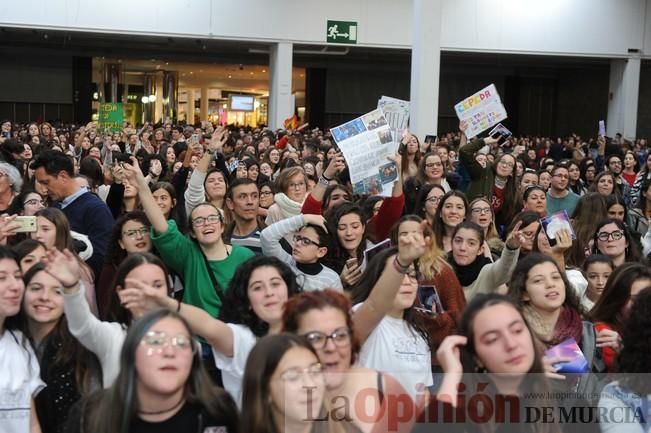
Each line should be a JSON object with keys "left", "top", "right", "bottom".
{"left": 0, "top": 117, "right": 650, "bottom": 433}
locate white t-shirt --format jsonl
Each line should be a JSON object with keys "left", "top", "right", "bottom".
{"left": 0, "top": 329, "right": 45, "bottom": 433}
{"left": 353, "top": 304, "right": 433, "bottom": 397}
{"left": 212, "top": 324, "right": 257, "bottom": 405}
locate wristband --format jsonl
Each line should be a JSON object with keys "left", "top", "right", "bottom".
{"left": 321, "top": 173, "right": 333, "bottom": 181}
{"left": 318, "top": 175, "right": 330, "bottom": 187}
{"left": 392, "top": 256, "right": 411, "bottom": 274}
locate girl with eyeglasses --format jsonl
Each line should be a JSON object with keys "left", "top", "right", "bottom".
{"left": 261, "top": 214, "right": 342, "bottom": 292}
{"left": 0, "top": 246, "right": 44, "bottom": 433}
{"left": 589, "top": 262, "right": 651, "bottom": 372}
{"left": 123, "top": 256, "right": 301, "bottom": 404}
{"left": 8, "top": 189, "right": 45, "bottom": 217}
{"left": 241, "top": 333, "right": 329, "bottom": 433}
{"left": 283, "top": 226, "right": 427, "bottom": 433}
{"left": 404, "top": 151, "right": 451, "bottom": 215}
{"left": 122, "top": 156, "right": 253, "bottom": 318}
{"left": 459, "top": 129, "right": 520, "bottom": 231}
{"left": 17, "top": 262, "right": 102, "bottom": 433}
{"left": 592, "top": 218, "right": 642, "bottom": 267}
{"left": 66, "top": 309, "right": 238, "bottom": 433}
{"left": 414, "top": 183, "right": 446, "bottom": 227}
{"left": 468, "top": 197, "right": 502, "bottom": 260}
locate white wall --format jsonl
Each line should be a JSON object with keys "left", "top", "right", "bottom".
{"left": 1, "top": 0, "right": 649, "bottom": 57}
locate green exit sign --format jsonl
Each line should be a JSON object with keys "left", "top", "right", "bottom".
{"left": 327, "top": 20, "right": 357, "bottom": 44}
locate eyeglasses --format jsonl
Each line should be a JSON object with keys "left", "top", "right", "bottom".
{"left": 293, "top": 234, "right": 321, "bottom": 248}
{"left": 425, "top": 162, "right": 443, "bottom": 168}
{"left": 471, "top": 207, "right": 492, "bottom": 215}
{"left": 191, "top": 214, "right": 222, "bottom": 227}
{"left": 288, "top": 182, "right": 306, "bottom": 190}
{"left": 304, "top": 328, "right": 352, "bottom": 349}
{"left": 498, "top": 160, "right": 515, "bottom": 169}
{"left": 279, "top": 363, "right": 324, "bottom": 383}
{"left": 609, "top": 161, "right": 622, "bottom": 166}
{"left": 123, "top": 227, "right": 150, "bottom": 238}
{"left": 597, "top": 230, "right": 625, "bottom": 242}
{"left": 552, "top": 173, "right": 569, "bottom": 179}
{"left": 140, "top": 331, "right": 196, "bottom": 356}
{"left": 260, "top": 190, "right": 273, "bottom": 197}
{"left": 24, "top": 198, "right": 46, "bottom": 207}
{"left": 426, "top": 196, "right": 441, "bottom": 204}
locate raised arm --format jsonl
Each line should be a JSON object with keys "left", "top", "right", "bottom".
{"left": 122, "top": 156, "right": 168, "bottom": 234}
{"left": 352, "top": 224, "right": 427, "bottom": 344}
{"left": 301, "top": 153, "right": 346, "bottom": 213}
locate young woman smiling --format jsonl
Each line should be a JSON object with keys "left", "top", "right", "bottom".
{"left": 431, "top": 191, "right": 468, "bottom": 253}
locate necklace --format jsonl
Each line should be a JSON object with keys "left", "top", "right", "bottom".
{"left": 138, "top": 397, "right": 185, "bottom": 415}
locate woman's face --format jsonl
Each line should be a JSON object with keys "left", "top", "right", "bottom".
{"left": 123, "top": 178, "right": 138, "bottom": 199}
{"left": 119, "top": 219, "right": 152, "bottom": 254}
{"left": 392, "top": 222, "right": 421, "bottom": 310}
{"left": 121, "top": 263, "right": 168, "bottom": 319}
{"left": 236, "top": 162, "right": 248, "bottom": 179}
{"left": 155, "top": 130, "right": 164, "bottom": 141}
{"left": 89, "top": 147, "right": 101, "bottom": 160}
{"left": 326, "top": 148, "right": 336, "bottom": 160}
{"left": 336, "top": 213, "right": 364, "bottom": 254}
{"left": 205, "top": 172, "right": 226, "bottom": 200}
{"left": 28, "top": 124, "right": 39, "bottom": 137}
{"left": 22, "top": 192, "right": 45, "bottom": 216}
{"left": 624, "top": 153, "right": 636, "bottom": 170}
{"left": 407, "top": 135, "right": 419, "bottom": 154}
{"left": 0, "top": 258, "right": 24, "bottom": 319}
{"left": 23, "top": 270, "right": 64, "bottom": 329}
{"left": 22, "top": 144, "right": 33, "bottom": 160}
{"left": 135, "top": 317, "right": 194, "bottom": 399}
{"left": 585, "top": 166, "right": 596, "bottom": 182}
{"left": 475, "top": 154, "right": 487, "bottom": 168}
{"left": 41, "top": 124, "right": 51, "bottom": 136}
{"left": 538, "top": 172, "right": 552, "bottom": 190}
{"left": 496, "top": 155, "right": 515, "bottom": 178}
{"left": 303, "top": 163, "right": 315, "bottom": 177}
{"left": 440, "top": 196, "right": 466, "bottom": 228}
{"left": 519, "top": 222, "right": 540, "bottom": 252}
{"left": 624, "top": 278, "right": 651, "bottom": 315}
{"left": 596, "top": 223, "right": 627, "bottom": 260}
{"left": 269, "top": 149, "right": 280, "bottom": 164}
{"left": 32, "top": 217, "right": 56, "bottom": 249}
{"left": 247, "top": 266, "right": 289, "bottom": 326}
{"left": 585, "top": 262, "right": 612, "bottom": 302}
{"left": 516, "top": 161, "right": 524, "bottom": 178}
{"left": 424, "top": 188, "right": 444, "bottom": 219}
{"left": 190, "top": 156, "right": 200, "bottom": 171}
{"left": 153, "top": 188, "right": 175, "bottom": 218}
{"left": 296, "top": 306, "right": 352, "bottom": 390}
{"left": 247, "top": 164, "right": 259, "bottom": 181}
{"left": 525, "top": 189, "right": 547, "bottom": 216}
{"left": 165, "top": 147, "right": 176, "bottom": 164}
{"left": 190, "top": 205, "right": 223, "bottom": 245}
{"left": 259, "top": 186, "right": 274, "bottom": 208}
{"left": 607, "top": 204, "right": 625, "bottom": 221}
{"left": 19, "top": 245, "right": 46, "bottom": 273}
{"left": 472, "top": 303, "right": 535, "bottom": 375}
{"left": 469, "top": 200, "right": 492, "bottom": 229}
{"left": 424, "top": 154, "right": 444, "bottom": 180}
{"left": 523, "top": 262, "right": 565, "bottom": 313}
{"left": 260, "top": 162, "right": 272, "bottom": 177}
{"left": 597, "top": 175, "right": 614, "bottom": 196}
{"left": 270, "top": 346, "right": 325, "bottom": 423}
{"left": 568, "top": 164, "right": 580, "bottom": 181}
{"left": 285, "top": 174, "right": 307, "bottom": 203}
{"left": 451, "top": 228, "right": 483, "bottom": 266}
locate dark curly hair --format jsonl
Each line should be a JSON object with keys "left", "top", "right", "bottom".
{"left": 105, "top": 211, "right": 151, "bottom": 267}
{"left": 617, "top": 287, "right": 651, "bottom": 394}
{"left": 507, "top": 253, "right": 585, "bottom": 317}
{"left": 218, "top": 256, "right": 300, "bottom": 338}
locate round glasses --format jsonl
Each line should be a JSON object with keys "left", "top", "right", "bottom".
{"left": 279, "top": 363, "right": 324, "bottom": 383}
{"left": 303, "top": 328, "right": 351, "bottom": 349}
{"left": 140, "top": 331, "right": 196, "bottom": 356}
{"left": 123, "top": 227, "right": 150, "bottom": 239}
{"left": 192, "top": 214, "right": 222, "bottom": 227}
{"left": 597, "top": 230, "right": 624, "bottom": 242}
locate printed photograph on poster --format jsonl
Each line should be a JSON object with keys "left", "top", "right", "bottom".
{"left": 379, "top": 162, "right": 398, "bottom": 184}
{"left": 377, "top": 129, "right": 393, "bottom": 144}
{"left": 330, "top": 118, "right": 367, "bottom": 142}
{"left": 361, "top": 109, "right": 388, "bottom": 130}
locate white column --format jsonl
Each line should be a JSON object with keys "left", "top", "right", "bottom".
{"left": 409, "top": 0, "right": 442, "bottom": 139}
{"left": 200, "top": 87, "right": 209, "bottom": 122}
{"left": 607, "top": 56, "right": 641, "bottom": 139}
{"left": 186, "top": 89, "right": 195, "bottom": 123}
{"left": 268, "top": 42, "right": 293, "bottom": 129}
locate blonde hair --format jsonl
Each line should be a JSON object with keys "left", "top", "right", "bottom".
{"left": 419, "top": 230, "right": 448, "bottom": 280}
{"left": 469, "top": 197, "right": 499, "bottom": 241}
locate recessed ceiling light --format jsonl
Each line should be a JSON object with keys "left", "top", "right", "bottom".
{"left": 262, "top": 69, "right": 266, "bottom": 73}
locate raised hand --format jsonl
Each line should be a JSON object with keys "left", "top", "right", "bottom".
{"left": 397, "top": 221, "right": 428, "bottom": 264}
{"left": 121, "top": 156, "right": 145, "bottom": 184}
{"left": 0, "top": 214, "right": 21, "bottom": 245}
{"left": 505, "top": 221, "right": 525, "bottom": 249}
{"left": 303, "top": 214, "right": 328, "bottom": 232}
{"left": 323, "top": 152, "right": 346, "bottom": 179}
{"left": 42, "top": 248, "right": 81, "bottom": 289}
{"left": 209, "top": 126, "right": 228, "bottom": 153}
{"left": 117, "top": 278, "right": 173, "bottom": 313}
{"left": 551, "top": 229, "right": 573, "bottom": 254}
{"left": 436, "top": 335, "right": 467, "bottom": 375}
{"left": 542, "top": 355, "right": 572, "bottom": 380}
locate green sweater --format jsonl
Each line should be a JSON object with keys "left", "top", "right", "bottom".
{"left": 459, "top": 137, "right": 493, "bottom": 201}
{"left": 151, "top": 220, "right": 254, "bottom": 317}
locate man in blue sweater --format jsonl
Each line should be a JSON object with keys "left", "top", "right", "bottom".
{"left": 32, "top": 150, "right": 114, "bottom": 280}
